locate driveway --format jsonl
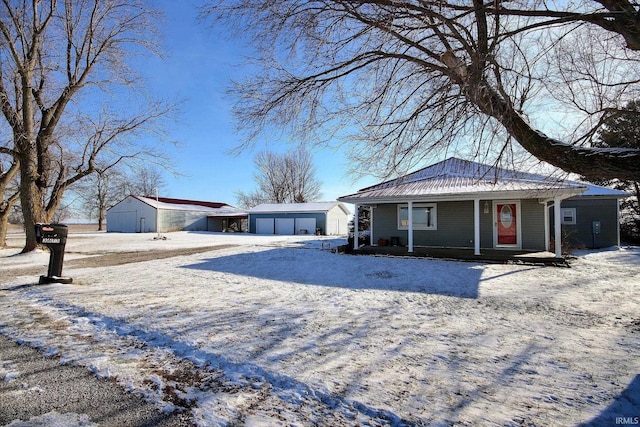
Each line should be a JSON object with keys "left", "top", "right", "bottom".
{"left": 0, "top": 334, "right": 193, "bottom": 426}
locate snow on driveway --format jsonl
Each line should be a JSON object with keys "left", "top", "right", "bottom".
{"left": 1, "top": 232, "right": 639, "bottom": 426}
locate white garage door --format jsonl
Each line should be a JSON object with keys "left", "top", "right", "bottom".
{"left": 275, "top": 218, "right": 295, "bottom": 235}
{"left": 256, "top": 218, "right": 275, "bottom": 234}
{"left": 108, "top": 211, "right": 137, "bottom": 232}
{"left": 295, "top": 218, "right": 316, "bottom": 235}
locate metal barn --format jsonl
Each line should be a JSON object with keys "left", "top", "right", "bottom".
{"left": 107, "top": 195, "right": 247, "bottom": 233}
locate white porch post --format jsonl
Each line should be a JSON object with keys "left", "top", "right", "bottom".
{"left": 474, "top": 199, "right": 481, "bottom": 255}
{"left": 554, "top": 197, "right": 562, "bottom": 258}
{"left": 544, "top": 201, "right": 550, "bottom": 252}
{"left": 353, "top": 204, "right": 359, "bottom": 251}
{"left": 408, "top": 201, "right": 414, "bottom": 253}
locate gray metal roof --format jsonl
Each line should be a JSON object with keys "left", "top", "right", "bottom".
{"left": 248, "top": 202, "right": 349, "bottom": 214}
{"left": 338, "top": 157, "right": 594, "bottom": 203}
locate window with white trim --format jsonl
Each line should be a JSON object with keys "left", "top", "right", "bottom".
{"left": 561, "top": 208, "right": 577, "bottom": 225}
{"left": 397, "top": 203, "right": 437, "bottom": 230}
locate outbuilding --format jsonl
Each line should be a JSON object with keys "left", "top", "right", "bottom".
{"left": 107, "top": 195, "right": 247, "bottom": 233}
{"left": 248, "top": 202, "right": 350, "bottom": 235}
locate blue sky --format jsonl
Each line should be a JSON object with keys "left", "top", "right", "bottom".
{"left": 139, "top": 0, "right": 377, "bottom": 208}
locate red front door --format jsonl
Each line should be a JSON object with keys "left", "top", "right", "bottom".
{"left": 497, "top": 203, "right": 517, "bottom": 245}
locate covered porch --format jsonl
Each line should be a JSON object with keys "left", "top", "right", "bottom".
{"left": 351, "top": 196, "right": 573, "bottom": 259}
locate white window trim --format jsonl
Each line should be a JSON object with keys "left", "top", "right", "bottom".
{"left": 397, "top": 203, "right": 437, "bottom": 230}
{"left": 561, "top": 208, "right": 577, "bottom": 225}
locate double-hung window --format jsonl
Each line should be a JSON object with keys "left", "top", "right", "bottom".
{"left": 398, "top": 203, "right": 437, "bottom": 230}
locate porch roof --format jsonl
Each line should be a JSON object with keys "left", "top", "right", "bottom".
{"left": 339, "top": 157, "right": 588, "bottom": 203}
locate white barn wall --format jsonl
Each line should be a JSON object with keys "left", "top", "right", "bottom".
{"left": 326, "top": 205, "right": 349, "bottom": 235}
{"left": 107, "top": 196, "right": 157, "bottom": 233}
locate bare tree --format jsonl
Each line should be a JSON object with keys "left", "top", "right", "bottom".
{"left": 0, "top": 0, "right": 175, "bottom": 252}
{"left": 236, "top": 148, "right": 322, "bottom": 208}
{"left": 129, "top": 165, "right": 167, "bottom": 198}
{"left": 73, "top": 164, "right": 166, "bottom": 230}
{"left": 203, "top": 0, "right": 640, "bottom": 181}
{"left": 74, "top": 166, "right": 125, "bottom": 231}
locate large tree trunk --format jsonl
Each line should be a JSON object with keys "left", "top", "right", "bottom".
{"left": 0, "top": 211, "right": 10, "bottom": 248}
{"left": 98, "top": 208, "right": 105, "bottom": 231}
{"left": 18, "top": 160, "right": 44, "bottom": 253}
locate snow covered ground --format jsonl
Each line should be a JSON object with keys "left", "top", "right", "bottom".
{"left": 1, "top": 231, "right": 639, "bottom": 426}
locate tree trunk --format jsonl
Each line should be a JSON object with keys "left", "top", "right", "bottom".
{"left": 0, "top": 211, "right": 10, "bottom": 248}
{"left": 18, "top": 152, "right": 44, "bottom": 253}
{"left": 98, "top": 208, "right": 105, "bottom": 231}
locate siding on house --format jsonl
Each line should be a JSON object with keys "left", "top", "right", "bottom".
{"left": 373, "top": 201, "right": 475, "bottom": 248}
{"left": 520, "top": 199, "right": 546, "bottom": 250}
{"left": 372, "top": 199, "right": 547, "bottom": 250}
{"left": 553, "top": 198, "right": 620, "bottom": 248}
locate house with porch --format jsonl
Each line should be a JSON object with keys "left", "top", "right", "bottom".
{"left": 338, "top": 157, "right": 627, "bottom": 259}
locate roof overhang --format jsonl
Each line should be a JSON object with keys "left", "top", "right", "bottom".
{"left": 338, "top": 187, "right": 588, "bottom": 205}
{"left": 207, "top": 213, "right": 248, "bottom": 218}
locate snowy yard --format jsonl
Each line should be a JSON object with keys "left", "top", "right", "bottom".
{"left": 1, "top": 231, "right": 639, "bottom": 426}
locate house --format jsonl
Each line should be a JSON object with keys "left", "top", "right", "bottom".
{"left": 338, "top": 157, "right": 628, "bottom": 258}
{"left": 107, "top": 196, "right": 247, "bottom": 233}
{"left": 248, "top": 202, "right": 350, "bottom": 235}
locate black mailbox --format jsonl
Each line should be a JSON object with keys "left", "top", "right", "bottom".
{"left": 35, "top": 223, "right": 72, "bottom": 284}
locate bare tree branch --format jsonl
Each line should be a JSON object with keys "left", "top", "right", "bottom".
{"left": 204, "top": 0, "right": 640, "bottom": 181}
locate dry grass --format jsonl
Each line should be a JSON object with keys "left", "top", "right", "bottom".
{"left": 6, "top": 223, "right": 100, "bottom": 234}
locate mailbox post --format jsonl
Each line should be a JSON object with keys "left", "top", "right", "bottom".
{"left": 35, "top": 223, "right": 73, "bottom": 284}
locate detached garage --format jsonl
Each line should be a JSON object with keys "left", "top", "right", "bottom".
{"left": 248, "top": 202, "right": 350, "bottom": 235}
{"left": 107, "top": 195, "right": 246, "bottom": 233}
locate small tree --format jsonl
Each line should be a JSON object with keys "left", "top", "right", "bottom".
{"left": 236, "top": 148, "right": 322, "bottom": 208}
